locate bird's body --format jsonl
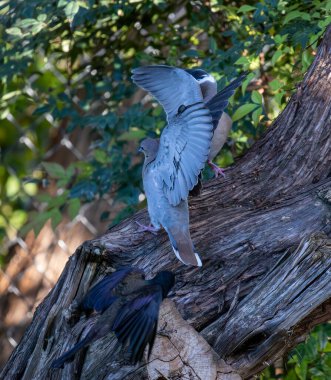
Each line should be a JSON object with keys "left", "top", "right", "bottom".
{"left": 209, "top": 112, "right": 232, "bottom": 162}
{"left": 51, "top": 268, "right": 175, "bottom": 368}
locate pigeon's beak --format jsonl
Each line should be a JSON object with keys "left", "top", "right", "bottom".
{"left": 137, "top": 146, "right": 143, "bottom": 153}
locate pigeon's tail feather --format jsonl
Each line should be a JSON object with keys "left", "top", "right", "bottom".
{"left": 166, "top": 227, "right": 202, "bottom": 267}
{"left": 51, "top": 332, "right": 93, "bottom": 369}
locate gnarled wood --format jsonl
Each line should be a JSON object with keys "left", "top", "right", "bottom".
{"left": 1, "top": 25, "right": 331, "bottom": 380}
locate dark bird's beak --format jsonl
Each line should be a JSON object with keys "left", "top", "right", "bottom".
{"left": 137, "top": 146, "right": 143, "bottom": 153}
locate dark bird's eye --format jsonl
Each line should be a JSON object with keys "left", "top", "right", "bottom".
{"left": 177, "top": 105, "right": 186, "bottom": 115}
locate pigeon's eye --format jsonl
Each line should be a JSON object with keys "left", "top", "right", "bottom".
{"left": 177, "top": 105, "right": 186, "bottom": 115}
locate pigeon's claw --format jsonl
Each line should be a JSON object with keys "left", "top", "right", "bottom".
{"left": 208, "top": 160, "right": 226, "bottom": 178}
{"left": 135, "top": 221, "right": 160, "bottom": 235}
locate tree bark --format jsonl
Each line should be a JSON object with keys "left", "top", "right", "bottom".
{"left": 1, "top": 25, "right": 331, "bottom": 380}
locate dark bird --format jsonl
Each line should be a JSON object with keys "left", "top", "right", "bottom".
{"left": 51, "top": 267, "right": 175, "bottom": 368}
{"left": 132, "top": 65, "right": 245, "bottom": 266}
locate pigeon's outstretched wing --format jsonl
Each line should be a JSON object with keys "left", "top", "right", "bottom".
{"left": 81, "top": 267, "right": 145, "bottom": 313}
{"left": 155, "top": 102, "right": 214, "bottom": 206}
{"left": 112, "top": 286, "right": 163, "bottom": 364}
{"left": 131, "top": 65, "right": 204, "bottom": 121}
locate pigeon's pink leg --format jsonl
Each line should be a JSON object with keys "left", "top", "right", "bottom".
{"left": 208, "top": 160, "right": 226, "bottom": 178}
{"left": 135, "top": 221, "right": 160, "bottom": 235}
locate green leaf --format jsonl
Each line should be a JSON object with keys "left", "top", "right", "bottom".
{"left": 234, "top": 56, "right": 250, "bottom": 66}
{"left": 232, "top": 103, "right": 259, "bottom": 122}
{"left": 275, "top": 91, "right": 285, "bottom": 106}
{"left": 50, "top": 208, "right": 62, "bottom": 229}
{"left": 209, "top": 37, "right": 217, "bottom": 53}
{"left": 271, "top": 50, "right": 283, "bottom": 65}
{"left": 17, "top": 18, "right": 41, "bottom": 28}
{"left": 57, "top": 0, "right": 68, "bottom": 7}
{"left": 6, "top": 27, "right": 22, "bottom": 36}
{"left": 241, "top": 73, "right": 255, "bottom": 95}
{"left": 67, "top": 198, "right": 80, "bottom": 220}
{"left": 65, "top": 1, "right": 79, "bottom": 20}
{"left": 269, "top": 79, "right": 283, "bottom": 91}
{"left": 47, "top": 192, "right": 68, "bottom": 208}
{"left": 283, "top": 11, "right": 311, "bottom": 25}
{"left": 251, "top": 91, "right": 262, "bottom": 104}
{"left": 21, "top": 211, "right": 52, "bottom": 237}
{"left": 118, "top": 129, "right": 146, "bottom": 141}
{"left": 94, "top": 149, "right": 109, "bottom": 164}
{"left": 295, "top": 358, "right": 308, "bottom": 380}
{"left": 2, "top": 91, "right": 21, "bottom": 101}
{"left": 37, "top": 14, "right": 47, "bottom": 22}
{"left": 42, "top": 162, "right": 66, "bottom": 178}
{"left": 252, "top": 107, "right": 263, "bottom": 125}
{"left": 238, "top": 5, "right": 256, "bottom": 13}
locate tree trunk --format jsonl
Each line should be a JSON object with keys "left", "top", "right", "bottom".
{"left": 1, "top": 25, "right": 331, "bottom": 380}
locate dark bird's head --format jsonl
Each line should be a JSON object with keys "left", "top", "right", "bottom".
{"left": 150, "top": 271, "right": 175, "bottom": 298}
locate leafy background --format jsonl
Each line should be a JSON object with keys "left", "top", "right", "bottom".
{"left": 0, "top": 0, "right": 331, "bottom": 377}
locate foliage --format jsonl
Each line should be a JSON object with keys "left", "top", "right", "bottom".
{"left": 260, "top": 323, "right": 331, "bottom": 380}
{"left": 1, "top": 0, "right": 330, "bottom": 243}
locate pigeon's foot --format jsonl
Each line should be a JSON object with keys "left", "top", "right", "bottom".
{"left": 208, "top": 160, "right": 225, "bottom": 178}
{"left": 135, "top": 221, "right": 160, "bottom": 235}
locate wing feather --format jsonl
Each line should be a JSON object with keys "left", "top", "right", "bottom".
{"left": 113, "top": 288, "right": 162, "bottom": 364}
{"left": 154, "top": 102, "right": 213, "bottom": 206}
{"left": 131, "top": 65, "right": 203, "bottom": 120}
{"left": 80, "top": 267, "right": 144, "bottom": 313}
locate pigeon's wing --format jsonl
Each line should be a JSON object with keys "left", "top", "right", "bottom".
{"left": 112, "top": 286, "right": 163, "bottom": 364}
{"left": 81, "top": 267, "right": 145, "bottom": 313}
{"left": 131, "top": 65, "right": 203, "bottom": 121}
{"left": 154, "top": 101, "right": 214, "bottom": 206}
{"left": 207, "top": 72, "right": 248, "bottom": 131}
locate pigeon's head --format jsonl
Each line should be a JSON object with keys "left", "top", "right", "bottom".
{"left": 185, "top": 68, "right": 217, "bottom": 101}
{"left": 186, "top": 68, "right": 216, "bottom": 84}
{"left": 150, "top": 271, "right": 175, "bottom": 297}
{"left": 138, "top": 138, "right": 159, "bottom": 160}
{"left": 185, "top": 68, "right": 210, "bottom": 81}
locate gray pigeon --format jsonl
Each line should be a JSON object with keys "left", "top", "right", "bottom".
{"left": 132, "top": 65, "right": 243, "bottom": 266}
{"left": 186, "top": 68, "right": 245, "bottom": 177}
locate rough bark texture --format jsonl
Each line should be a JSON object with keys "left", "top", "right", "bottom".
{"left": 1, "top": 26, "right": 331, "bottom": 380}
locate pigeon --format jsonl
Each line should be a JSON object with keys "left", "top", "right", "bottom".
{"left": 133, "top": 65, "right": 213, "bottom": 266}
{"left": 186, "top": 68, "right": 246, "bottom": 177}
{"left": 132, "top": 65, "right": 244, "bottom": 266}
{"left": 51, "top": 267, "right": 175, "bottom": 368}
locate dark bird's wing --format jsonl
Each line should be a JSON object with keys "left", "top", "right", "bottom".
{"left": 81, "top": 267, "right": 145, "bottom": 313}
{"left": 206, "top": 73, "right": 247, "bottom": 131}
{"left": 112, "top": 287, "right": 163, "bottom": 364}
